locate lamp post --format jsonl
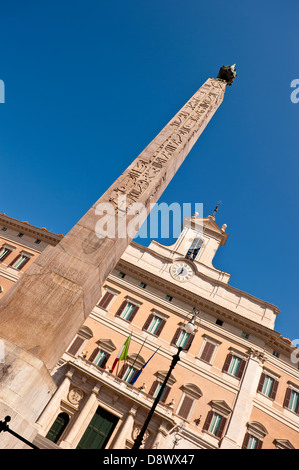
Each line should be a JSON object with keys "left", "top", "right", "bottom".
{"left": 132, "top": 311, "right": 198, "bottom": 450}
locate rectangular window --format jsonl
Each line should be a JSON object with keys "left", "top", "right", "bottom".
{"left": 242, "top": 332, "right": 249, "bottom": 339}
{"left": 247, "top": 435, "right": 258, "bottom": 449}
{"left": 35, "top": 239, "right": 41, "bottom": 244}
{"left": 165, "top": 295, "right": 173, "bottom": 301}
{"left": 208, "top": 413, "right": 222, "bottom": 436}
{"left": 118, "top": 272, "right": 126, "bottom": 278}
{"left": 153, "top": 382, "right": 167, "bottom": 400}
{"left": 147, "top": 316, "right": 162, "bottom": 335}
{"left": 177, "top": 396, "right": 194, "bottom": 420}
{"left": 94, "top": 350, "right": 107, "bottom": 367}
{"left": 0, "top": 248, "right": 11, "bottom": 262}
{"left": 67, "top": 336, "right": 84, "bottom": 356}
{"left": 122, "top": 366, "right": 137, "bottom": 383}
{"left": 139, "top": 282, "right": 146, "bottom": 288}
{"left": 13, "top": 255, "right": 29, "bottom": 270}
{"left": 17, "top": 233, "right": 24, "bottom": 238}
{"left": 98, "top": 291, "right": 114, "bottom": 309}
{"left": 228, "top": 356, "right": 242, "bottom": 376}
{"left": 261, "top": 376, "right": 274, "bottom": 397}
{"left": 200, "top": 341, "right": 216, "bottom": 363}
{"left": 289, "top": 390, "right": 299, "bottom": 413}
{"left": 1, "top": 227, "right": 7, "bottom": 231}
{"left": 120, "top": 302, "right": 136, "bottom": 321}
{"left": 176, "top": 330, "right": 190, "bottom": 349}
{"left": 273, "top": 351, "right": 279, "bottom": 358}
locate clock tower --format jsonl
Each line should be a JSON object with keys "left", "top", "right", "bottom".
{"left": 149, "top": 211, "right": 230, "bottom": 284}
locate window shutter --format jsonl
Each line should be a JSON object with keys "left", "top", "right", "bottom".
{"left": 142, "top": 314, "right": 154, "bottom": 331}
{"left": 296, "top": 396, "right": 299, "bottom": 415}
{"left": 200, "top": 342, "right": 215, "bottom": 363}
{"left": 98, "top": 291, "right": 113, "bottom": 309}
{"left": 283, "top": 387, "right": 292, "bottom": 408}
{"left": 161, "top": 385, "right": 171, "bottom": 403}
{"left": 100, "top": 353, "right": 110, "bottom": 369}
{"left": 203, "top": 410, "right": 213, "bottom": 432}
{"left": 257, "top": 373, "right": 266, "bottom": 393}
{"left": 19, "top": 257, "right": 30, "bottom": 270}
{"left": 171, "top": 328, "right": 182, "bottom": 346}
{"left": 67, "top": 336, "right": 84, "bottom": 356}
{"left": 119, "top": 364, "right": 129, "bottom": 379}
{"left": 129, "top": 305, "right": 139, "bottom": 322}
{"left": 148, "top": 380, "right": 159, "bottom": 397}
{"left": 270, "top": 379, "right": 279, "bottom": 400}
{"left": 216, "top": 416, "right": 226, "bottom": 438}
{"left": 9, "top": 255, "right": 20, "bottom": 267}
{"left": 88, "top": 347, "right": 100, "bottom": 363}
{"left": 184, "top": 333, "right": 195, "bottom": 351}
{"left": 242, "top": 433, "right": 250, "bottom": 449}
{"left": 256, "top": 439, "right": 263, "bottom": 449}
{"left": 236, "top": 359, "right": 246, "bottom": 379}
{"left": 178, "top": 396, "right": 193, "bottom": 420}
{"left": 222, "top": 353, "right": 233, "bottom": 373}
{"left": 115, "top": 300, "right": 127, "bottom": 317}
{"left": 155, "top": 319, "right": 166, "bottom": 337}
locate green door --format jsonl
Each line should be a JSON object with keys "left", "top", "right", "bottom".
{"left": 77, "top": 407, "right": 118, "bottom": 449}
{"left": 46, "top": 412, "right": 69, "bottom": 443}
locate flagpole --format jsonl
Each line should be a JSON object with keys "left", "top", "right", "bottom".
{"left": 131, "top": 336, "right": 147, "bottom": 371}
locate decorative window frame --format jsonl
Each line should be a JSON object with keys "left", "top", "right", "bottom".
{"left": 273, "top": 439, "right": 295, "bottom": 450}
{"left": 246, "top": 421, "right": 268, "bottom": 441}
{"left": 67, "top": 326, "right": 93, "bottom": 357}
{"left": 1, "top": 243, "right": 16, "bottom": 252}
{"left": 0, "top": 243, "right": 16, "bottom": 263}
{"left": 148, "top": 370, "right": 176, "bottom": 404}
{"left": 209, "top": 400, "right": 232, "bottom": 418}
{"left": 142, "top": 309, "right": 168, "bottom": 337}
{"left": 97, "top": 285, "right": 120, "bottom": 309}
{"left": 202, "top": 400, "right": 232, "bottom": 439}
{"left": 115, "top": 297, "right": 142, "bottom": 323}
{"left": 283, "top": 381, "right": 299, "bottom": 415}
{"left": 176, "top": 383, "right": 202, "bottom": 421}
{"left": 124, "top": 295, "right": 142, "bottom": 307}
{"left": 95, "top": 338, "right": 116, "bottom": 355}
{"left": 198, "top": 334, "right": 221, "bottom": 364}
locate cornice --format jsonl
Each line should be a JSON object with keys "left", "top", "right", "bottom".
{"left": 0, "top": 213, "right": 64, "bottom": 245}
{"left": 121, "top": 244, "right": 280, "bottom": 315}
{"left": 108, "top": 268, "right": 289, "bottom": 353}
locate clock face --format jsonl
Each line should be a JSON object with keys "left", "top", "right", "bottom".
{"left": 170, "top": 261, "right": 194, "bottom": 282}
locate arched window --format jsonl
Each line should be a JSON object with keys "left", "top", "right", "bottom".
{"left": 242, "top": 421, "right": 268, "bottom": 449}
{"left": 119, "top": 353, "right": 145, "bottom": 383}
{"left": 186, "top": 238, "right": 203, "bottom": 261}
{"left": 45, "top": 412, "right": 70, "bottom": 443}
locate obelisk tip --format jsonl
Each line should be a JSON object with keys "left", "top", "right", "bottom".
{"left": 217, "top": 64, "right": 237, "bottom": 86}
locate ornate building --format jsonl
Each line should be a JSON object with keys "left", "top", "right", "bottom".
{"left": 0, "top": 211, "right": 298, "bottom": 449}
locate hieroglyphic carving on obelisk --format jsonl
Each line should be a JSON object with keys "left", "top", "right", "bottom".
{"left": 0, "top": 66, "right": 236, "bottom": 372}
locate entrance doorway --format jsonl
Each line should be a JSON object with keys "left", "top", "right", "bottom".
{"left": 77, "top": 406, "right": 118, "bottom": 449}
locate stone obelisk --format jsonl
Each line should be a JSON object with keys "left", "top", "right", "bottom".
{"left": 0, "top": 66, "right": 236, "bottom": 447}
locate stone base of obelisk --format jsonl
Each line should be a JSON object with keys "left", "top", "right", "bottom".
{"left": 0, "top": 337, "right": 57, "bottom": 449}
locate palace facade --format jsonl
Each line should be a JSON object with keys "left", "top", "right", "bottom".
{"left": 0, "top": 211, "right": 298, "bottom": 449}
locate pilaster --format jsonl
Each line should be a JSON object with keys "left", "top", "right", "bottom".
{"left": 220, "top": 349, "right": 265, "bottom": 449}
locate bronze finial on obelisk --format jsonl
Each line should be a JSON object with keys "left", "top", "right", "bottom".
{"left": 0, "top": 66, "right": 236, "bottom": 445}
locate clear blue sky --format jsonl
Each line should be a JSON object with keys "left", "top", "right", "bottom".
{"left": 0, "top": 1, "right": 298, "bottom": 341}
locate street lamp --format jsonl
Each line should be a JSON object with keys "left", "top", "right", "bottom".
{"left": 132, "top": 310, "right": 198, "bottom": 449}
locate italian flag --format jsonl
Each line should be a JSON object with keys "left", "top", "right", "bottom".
{"left": 111, "top": 333, "right": 131, "bottom": 373}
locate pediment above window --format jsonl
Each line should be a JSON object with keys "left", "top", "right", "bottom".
{"left": 209, "top": 400, "right": 232, "bottom": 416}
